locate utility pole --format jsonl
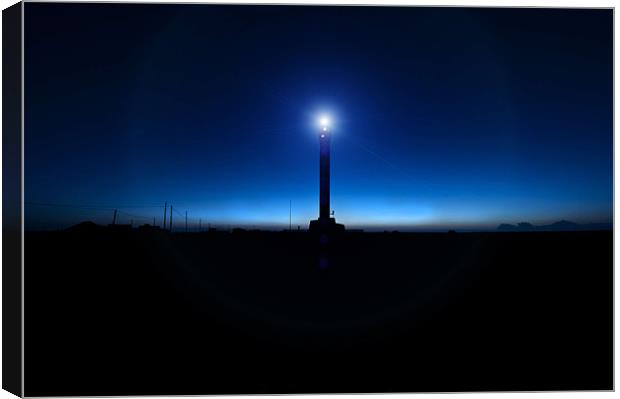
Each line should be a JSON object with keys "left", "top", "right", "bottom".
{"left": 112, "top": 209, "right": 117, "bottom": 225}
{"left": 153, "top": 217, "right": 156, "bottom": 226}
{"left": 170, "top": 205, "right": 173, "bottom": 232}
{"left": 289, "top": 200, "right": 292, "bottom": 232}
{"left": 185, "top": 211, "right": 188, "bottom": 232}
{"left": 199, "top": 218, "right": 202, "bottom": 232}
{"left": 163, "top": 201, "right": 167, "bottom": 230}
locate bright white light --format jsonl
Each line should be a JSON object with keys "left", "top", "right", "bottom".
{"left": 322, "top": 126, "right": 327, "bottom": 131}
{"left": 319, "top": 116, "right": 330, "bottom": 128}
{"left": 320, "top": 134, "right": 325, "bottom": 138}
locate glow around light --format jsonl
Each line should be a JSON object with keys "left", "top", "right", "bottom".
{"left": 319, "top": 116, "right": 330, "bottom": 128}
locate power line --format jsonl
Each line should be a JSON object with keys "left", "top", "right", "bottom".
{"left": 340, "top": 135, "right": 407, "bottom": 174}
{"left": 25, "top": 202, "right": 163, "bottom": 209}
{"left": 116, "top": 210, "right": 153, "bottom": 220}
{"left": 25, "top": 202, "right": 115, "bottom": 210}
{"left": 27, "top": 200, "right": 217, "bottom": 230}
{"left": 339, "top": 134, "right": 437, "bottom": 194}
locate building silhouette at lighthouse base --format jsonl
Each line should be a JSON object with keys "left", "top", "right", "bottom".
{"left": 309, "top": 216, "right": 345, "bottom": 233}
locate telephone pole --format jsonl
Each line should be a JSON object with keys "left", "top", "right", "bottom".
{"left": 169, "top": 205, "right": 173, "bottom": 232}
{"left": 289, "top": 200, "right": 292, "bottom": 232}
{"left": 163, "top": 201, "right": 167, "bottom": 230}
{"left": 199, "top": 218, "right": 202, "bottom": 232}
{"left": 112, "top": 209, "right": 118, "bottom": 225}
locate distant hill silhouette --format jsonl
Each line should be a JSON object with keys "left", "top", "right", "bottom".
{"left": 498, "top": 220, "right": 612, "bottom": 232}
{"left": 65, "top": 221, "right": 106, "bottom": 233}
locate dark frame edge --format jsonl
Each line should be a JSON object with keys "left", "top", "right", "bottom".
{"left": 2, "top": 1, "right": 23, "bottom": 397}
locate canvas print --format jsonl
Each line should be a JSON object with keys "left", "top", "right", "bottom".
{"left": 2, "top": 2, "right": 613, "bottom": 396}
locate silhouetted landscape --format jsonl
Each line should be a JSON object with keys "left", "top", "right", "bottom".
{"left": 25, "top": 227, "right": 612, "bottom": 395}
{"left": 497, "top": 220, "right": 612, "bottom": 232}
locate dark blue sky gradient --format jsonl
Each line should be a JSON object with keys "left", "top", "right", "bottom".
{"left": 25, "top": 4, "right": 613, "bottom": 230}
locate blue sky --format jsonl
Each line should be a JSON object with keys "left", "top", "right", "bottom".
{"left": 25, "top": 5, "right": 612, "bottom": 231}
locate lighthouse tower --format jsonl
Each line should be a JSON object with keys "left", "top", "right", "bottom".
{"left": 309, "top": 117, "right": 345, "bottom": 233}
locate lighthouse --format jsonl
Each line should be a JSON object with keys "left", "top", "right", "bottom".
{"left": 309, "top": 116, "right": 345, "bottom": 233}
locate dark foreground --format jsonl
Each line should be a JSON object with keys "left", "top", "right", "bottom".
{"left": 25, "top": 229, "right": 612, "bottom": 395}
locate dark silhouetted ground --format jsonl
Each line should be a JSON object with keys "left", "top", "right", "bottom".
{"left": 25, "top": 229, "right": 612, "bottom": 395}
